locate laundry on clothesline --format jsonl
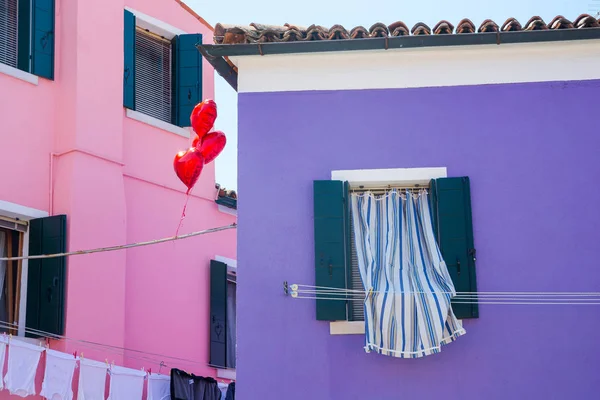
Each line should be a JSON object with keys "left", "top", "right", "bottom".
{"left": 77, "top": 358, "right": 108, "bottom": 400}
{"left": 148, "top": 373, "right": 171, "bottom": 400}
{"left": 3, "top": 339, "right": 45, "bottom": 397}
{"left": 170, "top": 368, "right": 222, "bottom": 400}
{"left": 108, "top": 365, "right": 146, "bottom": 400}
{"left": 40, "top": 349, "right": 77, "bottom": 400}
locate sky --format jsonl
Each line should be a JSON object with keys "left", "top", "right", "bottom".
{"left": 189, "top": 0, "right": 599, "bottom": 191}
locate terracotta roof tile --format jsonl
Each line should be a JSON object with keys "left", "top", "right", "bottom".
{"left": 213, "top": 14, "right": 600, "bottom": 44}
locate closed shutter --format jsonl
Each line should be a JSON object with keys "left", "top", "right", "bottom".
{"left": 26, "top": 215, "right": 67, "bottom": 337}
{"left": 313, "top": 180, "right": 348, "bottom": 321}
{"left": 123, "top": 10, "right": 136, "bottom": 109}
{"left": 0, "top": 0, "right": 18, "bottom": 68}
{"left": 430, "top": 177, "right": 479, "bottom": 319}
{"left": 172, "top": 33, "right": 202, "bottom": 127}
{"left": 31, "top": 0, "right": 55, "bottom": 79}
{"left": 135, "top": 28, "right": 172, "bottom": 123}
{"left": 209, "top": 259, "right": 227, "bottom": 368}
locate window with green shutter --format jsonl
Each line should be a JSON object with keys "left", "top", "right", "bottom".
{"left": 122, "top": 10, "right": 203, "bottom": 128}
{"left": 209, "top": 259, "right": 237, "bottom": 369}
{"left": 1, "top": 0, "right": 55, "bottom": 79}
{"left": 313, "top": 175, "right": 478, "bottom": 323}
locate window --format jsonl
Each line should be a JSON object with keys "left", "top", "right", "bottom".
{"left": 313, "top": 169, "right": 478, "bottom": 326}
{"left": 123, "top": 9, "right": 203, "bottom": 128}
{"left": 135, "top": 29, "right": 172, "bottom": 123}
{"left": 210, "top": 258, "right": 236, "bottom": 370}
{"left": 0, "top": 0, "right": 55, "bottom": 79}
{"left": 0, "top": 213, "right": 66, "bottom": 338}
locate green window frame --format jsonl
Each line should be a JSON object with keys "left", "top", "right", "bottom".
{"left": 313, "top": 176, "right": 478, "bottom": 321}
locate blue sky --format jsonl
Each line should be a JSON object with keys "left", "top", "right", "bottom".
{"left": 188, "top": 0, "right": 598, "bottom": 190}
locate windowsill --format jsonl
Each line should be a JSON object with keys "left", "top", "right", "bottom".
{"left": 125, "top": 109, "right": 190, "bottom": 138}
{"left": 330, "top": 319, "right": 464, "bottom": 335}
{"left": 217, "top": 204, "right": 237, "bottom": 216}
{"left": 215, "top": 367, "right": 236, "bottom": 380}
{"left": 0, "top": 63, "right": 39, "bottom": 85}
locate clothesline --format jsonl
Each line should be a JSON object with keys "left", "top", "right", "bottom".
{"left": 0, "top": 223, "right": 237, "bottom": 261}
{"left": 0, "top": 320, "right": 208, "bottom": 369}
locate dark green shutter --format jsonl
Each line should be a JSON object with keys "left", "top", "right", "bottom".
{"left": 172, "top": 33, "right": 202, "bottom": 127}
{"left": 17, "top": 0, "right": 31, "bottom": 72}
{"left": 31, "top": 0, "right": 55, "bottom": 79}
{"left": 314, "top": 180, "right": 349, "bottom": 321}
{"left": 26, "top": 215, "right": 67, "bottom": 337}
{"left": 209, "top": 259, "right": 227, "bottom": 368}
{"left": 430, "top": 177, "right": 478, "bottom": 319}
{"left": 123, "top": 10, "right": 136, "bottom": 109}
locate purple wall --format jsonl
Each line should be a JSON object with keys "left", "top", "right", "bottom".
{"left": 237, "top": 80, "right": 600, "bottom": 399}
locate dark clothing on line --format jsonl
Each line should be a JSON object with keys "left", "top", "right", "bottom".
{"left": 170, "top": 368, "right": 221, "bottom": 400}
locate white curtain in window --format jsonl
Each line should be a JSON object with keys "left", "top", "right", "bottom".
{"left": 351, "top": 190, "right": 465, "bottom": 358}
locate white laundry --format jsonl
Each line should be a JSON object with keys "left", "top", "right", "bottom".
{"left": 0, "top": 336, "right": 7, "bottom": 390}
{"left": 147, "top": 373, "right": 171, "bottom": 400}
{"left": 218, "top": 382, "right": 229, "bottom": 400}
{"left": 40, "top": 349, "right": 77, "bottom": 400}
{"left": 77, "top": 358, "right": 108, "bottom": 400}
{"left": 107, "top": 365, "right": 146, "bottom": 400}
{"left": 3, "top": 339, "right": 45, "bottom": 397}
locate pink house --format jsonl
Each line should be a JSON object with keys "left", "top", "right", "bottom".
{"left": 0, "top": 0, "right": 236, "bottom": 397}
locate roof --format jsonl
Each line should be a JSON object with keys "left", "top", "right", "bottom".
{"left": 198, "top": 14, "right": 600, "bottom": 91}
{"left": 216, "top": 185, "right": 237, "bottom": 210}
{"left": 213, "top": 15, "right": 599, "bottom": 44}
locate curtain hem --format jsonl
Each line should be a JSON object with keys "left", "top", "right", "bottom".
{"left": 363, "top": 327, "right": 466, "bottom": 358}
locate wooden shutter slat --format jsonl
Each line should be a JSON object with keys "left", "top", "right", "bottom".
{"left": 210, "top": 259, "right": 227, "bottom": 368}
{"left": 314, "top": 180, "right": 348, "bottom": 321}
{"left": 430, "top": 177, "right": 478, "bottom": 319}
{"left": 26, "top": 214, "right": 67, "bottom": 337}
{"left": 0, "top": 0, "right": 18, "bottom": 68}
{"left": 172, "top": 33, "right": 202, "bottom": 127}
{"left": 31, "top": 0, "right": 55, "bottom": 79}
{"left": 123, "top": 10, "right": 136, "bottom": 110}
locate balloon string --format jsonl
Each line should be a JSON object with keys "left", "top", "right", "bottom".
{"left": 175, "top": 192, "right": 191, "bottom": 236}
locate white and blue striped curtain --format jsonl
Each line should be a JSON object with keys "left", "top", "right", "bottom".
{"left": 351, "top": 190, "right": 466, "bottom": 358}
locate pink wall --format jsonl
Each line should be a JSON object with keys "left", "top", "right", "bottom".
{"left": 0, "top": 0, "right": 233, "bottom": 397}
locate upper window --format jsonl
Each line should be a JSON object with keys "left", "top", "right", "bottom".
{"left": 135, "top": 28, "right": 172, "bottom": 124}
{"left": 209, "top": 259, "right": 236, "bottom": 370}
{"left": 313, "top": 172, "right": 478, "bottom": 324}
{"left": 0, "top": 0, "right": 55, "bottom": 79}
{"left": 123, "top": 9, "right": 203, "bottom": 128}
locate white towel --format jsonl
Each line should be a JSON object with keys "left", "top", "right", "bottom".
{"left": 40, "top": 349, "right": 77, "bottom": 400}
{"left": 77, "top": 358, "right": 108, "bottom": 400}
{"left": 0, "top": 336, "right": 7, "bottom": 390}
{"left": 3, "top": 339, "right": 45, "bottom": 397}
{"left": 148, "top": 373, "right": 171, "bottom": 400}
{"left": 107, "top": 365, "right": 146, "bottom": 400}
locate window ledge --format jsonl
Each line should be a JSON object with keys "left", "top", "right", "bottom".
{"left": 126, "top": 109, "right": 190, "bottom": 138}
{"left": 215, "top": 368, "right": 236, "bottom": 380}
{"left": 0, "top": 64, "right": 38, "bottom": 85}
{"left": 330, "top": 321, "right": 364, "bottom": 335}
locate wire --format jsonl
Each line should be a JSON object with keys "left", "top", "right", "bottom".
{"left": 0, "top": 320, "right": 208, "bottom": 369}
{"left": 0, "top": 223, "right": 237, "bottom": 261}
{"left": 291, "top": 296, "right": 600, "bottom": 305}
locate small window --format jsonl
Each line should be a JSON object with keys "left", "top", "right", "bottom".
{"left": 0, "top": 224, "right": 25, "bottom": 335}
{"left": 135, "top": 28, "right": 172, "bottom": 123}
{"left": 0, "top": 0, "right": 19, "bottom": 68}
{"left": 226, "top": 275, "right": 236, "bottom": 369}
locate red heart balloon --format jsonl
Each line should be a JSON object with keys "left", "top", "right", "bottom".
{"left": 198, "top": 131, "right": 226, "bottom": 164}
{"left": 190, "top": 99, "right": 217, "bottom": 139}
{"left": 173, "top": 148, "right": 205, "bottom": 194}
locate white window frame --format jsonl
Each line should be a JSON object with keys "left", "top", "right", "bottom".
{"left": 124, "top": 7, "right": 191, "bottom": 137}
{"left": 328, "top": 167, "right": 448, "bottom": 335}
{"left": 214, "top": 255, "right": 237, "bottom": 380}
{"left": 0, "top": 200, "right": 48, "bottom": 339}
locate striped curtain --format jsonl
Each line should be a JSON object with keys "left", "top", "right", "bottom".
{"left": 350, "top": 190, "right": 466, "bottom": 358}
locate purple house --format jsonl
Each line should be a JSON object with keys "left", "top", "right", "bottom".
{"left": 201, "top": 15, "right": 600, "bottom": 400}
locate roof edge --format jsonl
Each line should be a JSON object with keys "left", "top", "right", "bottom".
{"left": 199, "top": 27, "right": 600, "bottom": 91}
{"left": 174, "top": 0, "right": 214, "bottom": 31}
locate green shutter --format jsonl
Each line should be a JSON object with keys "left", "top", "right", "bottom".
{"left": 430, "top": 177, "right": 478, "bottom": 319}
{"left": 26, "top": 215, "right": 67, "bottom": 337}
{"left": 31, "top": 0, "right": 55, "bottom": 79}
{"left": 314, "top": 180, "right": 348, "bottom": 321}
{"left": 123, "top": 10, "right": 136, "bottom": 110}
{"left": 17, "top": 0, "right": 31, "bottom": 72}
{"left": 209, "top": 259, "right": 227, "bottom": 368}
{"left": 172, "top": 33, "right": 203, "bottom": 127}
